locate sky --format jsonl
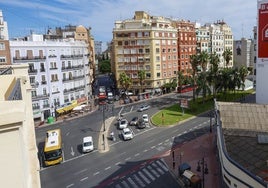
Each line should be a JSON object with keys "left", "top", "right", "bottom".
{"left": 0, "top": 0, "right": 258, "bottom": 50}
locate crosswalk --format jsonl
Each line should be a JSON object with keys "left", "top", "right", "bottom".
{"left": 107, "top": 159, "right": 169, "bottom": 188}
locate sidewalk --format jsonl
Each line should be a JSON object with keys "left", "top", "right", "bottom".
{"left": 161, "top": 131, "right": 221, "bottom": 188}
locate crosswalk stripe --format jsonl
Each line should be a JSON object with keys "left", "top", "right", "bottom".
{"left": 156, "top": 160, "right": 169, "bottom": 172}
{"left": 142, "top": 168, "right": 155, "bottom": 181}
{"left": 121, "top": 180, "right": 128, "bottom": 188}
{"left": 115, "top": 183, "right": 122, "bottom": 188}
{"left": 138, "top": 171, "right": 150, "bottom": 184}
{"left": 132, "top": 174, "right": 145, "bottom": 188}
{"left": 127, "top": 177, "right": 139, "bottom": 188}
{"left": 147, "top": 165, "right": 160, "bottom": 178}
{"left": 152, "top": 162, "right": 165, "bottom": 175}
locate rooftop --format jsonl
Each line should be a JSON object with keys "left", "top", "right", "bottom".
{"left": 218, "top": 96, "right": 268, "bottom": 183}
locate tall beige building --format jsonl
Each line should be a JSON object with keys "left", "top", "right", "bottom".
{"left": 0, "top": 10, "right": 11, "bottom": 65}
{"left": 112, "top": 11, "right": 178, "bottom": 94}
{"left": 0, "top": 64, "right": 41, "bottom": 188}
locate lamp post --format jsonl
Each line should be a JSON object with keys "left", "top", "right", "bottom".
{"left": 197, "top": 157, "right": 208, "bottom": 188}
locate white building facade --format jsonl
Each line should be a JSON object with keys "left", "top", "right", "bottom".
{"left": 10, "top": 34, "right": 91, "bottom": 121}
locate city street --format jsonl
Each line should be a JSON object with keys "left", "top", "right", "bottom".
{"left": 36, "top": 92, "right": 211, "bottom": 188}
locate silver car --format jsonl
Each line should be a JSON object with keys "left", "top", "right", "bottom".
{"left": 138, "top": 104, "right": 150, "bottom": 112}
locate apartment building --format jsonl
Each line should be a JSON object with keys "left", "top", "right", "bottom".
{"left": 10, "top": 34, "right": 91, "bottom": 121}
{"left": 233, "top": 38, "right": 252, "bottom": 68}
{"left": 0, "top": 10, "right": 11, "bottom": 65}
{"left": 112, "top": 11, "right": 178, "bottom": 94}
{"left": 196, "top": 21, "right": 233, "bottom": 68}
{"left": 173, "top": 20, "right": 197, "bottom": 75}
{"left": 46, "top": 25, "right": 96, "bottom": 84}
{"left": 0, "top": 64, "right": 41, "bottom": 188}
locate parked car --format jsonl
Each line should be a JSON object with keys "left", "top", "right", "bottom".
{"left": 118, "top": 119, "right": 128, "bottom": 129}
{"left": 137, "top": 119, "right": 148, "bottom": 129}
{"left": 142, "top": 114, "right": 149, "bottom": 123}
{"left": 138, "top": 104, "right": 150, "bottom": 112}
{"left": 122, "top": 128, "right": 134, "bottom": 140}
{"left": 82, "top": 136, "right": 94, "bottom": 153}
{"left": 129, "top": 116, "right": 139, "bottom": 126}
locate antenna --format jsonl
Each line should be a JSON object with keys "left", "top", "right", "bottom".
{"left": 242, "top": 23, "right": 244, "bottom": 38}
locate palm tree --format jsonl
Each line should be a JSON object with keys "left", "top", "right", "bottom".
{"left": 199, "top": 51, "right": 210, "bottom": 72}
{"left": 239, "top": 66, "right": 249, "bottom": 90}
{"left": 196, "top": 72, "right": 211, "bottom": 103}
{"left": 207, "top": 52, "right": 220, "bottom": 97}
{"left": 222, "top": 49, "right": 232, "bottom": 68}
{"left": 138, "top": 70, "right": 146, "bottom": 93}
{"left": 177, "top": 71, "right": 185, "bottom": 93}
{"left": 189, "top": 54, "right": 199, "bottom": 101}
{"left": 118, "top": 72, "right": 132, "bottom": 98}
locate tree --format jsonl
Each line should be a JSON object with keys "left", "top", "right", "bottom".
{"left": 99, "top": 60, "right": 111, "bottom": 73}
{"left": 177, "top": 71, "right": 185, "bottom": 93}
{"left": 199, "top": 51, "right": 210, "bottom": 72}
{"left": 189, "top": 54, "right": 200, "bottom": 101}
{"left": 138, "top": 70, "right": 146, "bottom": 93}
{"left": 207, "top": 52, "right": 220, "bottom": 97}
{"left": 118, "top": 72, "right": 132, "bottom": 97}
{"left": 223, "top": 49, "right": 232, "bottom": 68}
{"left": 196, "top": 72, "right": 211, "bottom": 103}
{"left": 239, "top": 66, "right": 249, "bottom": 90}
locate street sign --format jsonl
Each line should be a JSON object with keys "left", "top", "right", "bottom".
{"left": 180, "top": 99, "right": 188, "bottom": 108}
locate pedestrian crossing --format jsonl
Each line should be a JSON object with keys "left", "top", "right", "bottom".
{"left": 107, "top": 159, "right": 169, "bottom": 188}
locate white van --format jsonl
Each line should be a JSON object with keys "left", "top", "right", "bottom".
{"left": 82, "top": 136, "right": 94, "bottom": 153}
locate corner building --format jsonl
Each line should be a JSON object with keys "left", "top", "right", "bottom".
{"left": 112, "top": 11, "right": 178, "bottom": 93}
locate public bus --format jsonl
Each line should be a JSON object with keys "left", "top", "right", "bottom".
{"left": 43, "top": 129, "right": 63, "bottom": 166}
{"left": 177, "top": 84, "right": 197, "bottom": 93}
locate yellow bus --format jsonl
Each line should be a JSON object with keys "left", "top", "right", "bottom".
{"left": 43, "top": 129, "right": 63, "bottom": 166}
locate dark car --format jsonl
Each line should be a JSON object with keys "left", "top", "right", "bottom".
{"left": 137, "top": 119, "right": 148, "bottom": 129}
{"left": 129, "top": 117, "right": 139, "bottom": 126}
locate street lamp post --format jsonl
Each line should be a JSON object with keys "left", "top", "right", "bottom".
{"left": 197, "top": 157, "right": 208, "bottom": 188}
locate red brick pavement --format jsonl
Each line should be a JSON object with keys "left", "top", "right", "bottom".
{"left": 162, "top": 132, "right": 221, "bottom": 188}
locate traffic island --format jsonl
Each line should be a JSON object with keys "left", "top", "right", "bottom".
{"left": 98, "top": 116, "right": 115, "bottom": 153}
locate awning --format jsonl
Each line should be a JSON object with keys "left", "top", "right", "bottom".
{"left": 73, "top": 104, "right": 87, "bottom": 111}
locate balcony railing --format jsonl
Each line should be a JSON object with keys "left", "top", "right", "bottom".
{"left": 13, "top": 56, "right": 46, "bottom": 62}
{"left": 28, "top": 69, "right": 38, "bottom": 74}
{"left": 60, "top": 54, "right": 84, "bottom": 60}
{"left": 41, "top": 80, "right": 47, "bottom": 85}
{"left": 43, "top": 104, "right": 50, "bottom": 108}
{"left": 32, "top": 93, "right": 50, "bottom": 100}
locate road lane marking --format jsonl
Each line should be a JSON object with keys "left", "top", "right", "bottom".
{"left": 74, "top": 168, "right": 88, "bottom": 175}
{"left": 105, "top": 166, "right": 111, "bottom": 170}
{"left": 125, "top": 157, "right": 131, "bottom": 161}
{"left": 143, "top": 149, "right": 148, "bottom": 152}
{"left": 66, "top": 183, "right": 74, "bottom": 188}
{"left": 134, "top": 153, "right": 140, "bottom": 157}
{"left": 80, "top": 177, "right": 88, "bottom": 181}
{"left": 151, "top": 146, "right": 156, "bottom": 149}
{"left": 158, "top": 142, "right": 163, "bottom": 145}
{"left": 115, "top": 162, "right": 121, "bottom": 166}
{"left": 66, "top": 132, "right": 70, "bottom": 136}
{"left": 93, "top": 172, "right": 100, "bottom": 176}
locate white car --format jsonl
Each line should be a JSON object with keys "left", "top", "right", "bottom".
{"left": 82, "top": 136, "right": 94, "bottom": 153}
{"left": 142, "top": 114, "right": 149, "bottom": 123}
{"left": 122, "top": 128, "right": 134, "bottom": 140}
{"left": 138, "top": 104, "right": 150, "bottom": 112}
{"left": 118, "top": 119, "right": 128, "bottom": 129}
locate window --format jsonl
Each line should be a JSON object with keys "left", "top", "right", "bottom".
{"left": 0, "top": 56, "right": 6, "bottom": 63}
{"left": 156, "top": 56, "right": 160, "bottom": 62}
{"left": 30, "top": 76, "right": 35, "bottom": 84}
{"left": 145, "top": 48, "right": 150, "bottom": 53}
{"left": 156, "top": 48, "right": 160, "bottom": 53}
{"left": 157, "top": 72, "right": 160, "bottom": 77}
{"left": 0, "top": 43, "right": 5, "bottom": 50}
{"left": 156, "top": 64, "right": 160, "bottom": 70}
{"left": 138, "top": 49, "right": 143, "bottom": 53}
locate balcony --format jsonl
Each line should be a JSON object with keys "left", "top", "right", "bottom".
{"left": 28, "top": 69, "right": 38, "bottom": 75}
{"left": 60, "top": 54, "right": 84, "bottom": 60}
{"left": 43, "top": 104, "right": 50, "bottom": 108}
{"left": 13, "top": 56, "right": 46, "bottom": 63}
{"left": 40, "top": 68, "right": 46, "bottom": 72}
{"left": 61, "top": 65, "right": 84, "bottom": 71}
{"left": 49, "top": 67, "right": 58, "bottom": 70}
{"left": 32, "top": 106, "right": 40, "bottom": 110}
{"left": 41, "top": 80, "right": 47, "bottom": 85}
{"left": 32, "top": 93, "right": 50, "bottom": 101}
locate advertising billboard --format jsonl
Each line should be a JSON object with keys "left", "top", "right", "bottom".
{"left": 258, "top": 1, "right": 268, "bottom": 59}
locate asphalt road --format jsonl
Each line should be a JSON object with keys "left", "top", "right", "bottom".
{"left": 37, "top": 92, "right": 211, "bottom": 188}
